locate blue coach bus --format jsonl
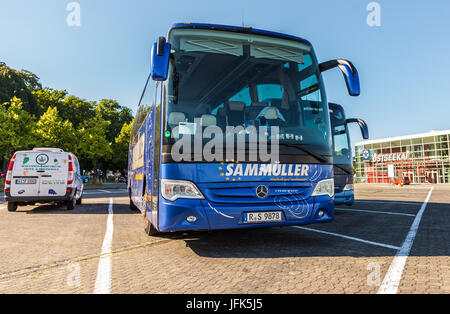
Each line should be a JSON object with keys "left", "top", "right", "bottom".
{"left": 128, "top": 23, "right": 360, "bottom": 235}
{"left": 329, "top": 103, "right": 368, "bottom": 206}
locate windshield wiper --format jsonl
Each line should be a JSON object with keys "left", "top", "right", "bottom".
{"left": 278, "top": 143, "right": 328, "bottom": 163}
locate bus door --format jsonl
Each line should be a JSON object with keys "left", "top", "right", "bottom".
{"left": 149, "top": 82, "right": 162, "bottom": 226}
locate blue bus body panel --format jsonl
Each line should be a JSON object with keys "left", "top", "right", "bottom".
{"left": 157, "top": 163, "right": 334, "bottom": 232}
{"left": 129, "top": 106, "right": 155, "bottom": 216}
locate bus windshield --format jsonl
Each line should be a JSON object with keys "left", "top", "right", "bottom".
{"left": 330, "top": 104, "right": 351, "bottom": 166}
{"left": 164, "top": 28, "right": 331, "bottom": 162}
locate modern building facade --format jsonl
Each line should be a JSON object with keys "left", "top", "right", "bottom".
{"left": 355, "top": 130, "right": 450, "bottom": 184}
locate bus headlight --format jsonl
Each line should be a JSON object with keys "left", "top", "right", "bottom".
{"left": 343, "top": 184, "right": 354, "bottom": 191}
{"left": 311, "top": 179, "right": 334, "bottom": 198}
{"left": 161, "top": 179, "right": 205, "bottom": 202}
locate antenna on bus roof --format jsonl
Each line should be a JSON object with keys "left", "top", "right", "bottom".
{"left": 241, "top": 8, "right": 245, "bottom": 27}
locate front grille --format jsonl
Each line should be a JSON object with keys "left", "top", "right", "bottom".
{"left": 198, "top": 181, "right": 314, "bottom": 204}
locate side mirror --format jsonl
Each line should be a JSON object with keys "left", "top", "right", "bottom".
{"left": 319, "top": 59, "right": 360, "bottom": 96}
{"left": 346, "top": 118, "right": 369, "bottom": 139}
{"left": 151, "top": 37, "right": 171, "bottom": 81}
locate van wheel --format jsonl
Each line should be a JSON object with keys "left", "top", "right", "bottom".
{"left": 66, "top": 198, "right": 75, "bottom": 210}
{"left": 145, "top": 220, "right": 160, "bottom": 236}
{"left": 7, "top": 202, "right": 17, "bottom": 212}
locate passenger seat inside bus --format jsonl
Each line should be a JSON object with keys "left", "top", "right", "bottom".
{"left": 201, "top": 114, "right": 217, "bottom": 127}
{"left": 168, "top": 112, "right": 187, "bottom": 136}
{"left": 245, "top": 102, "right": 268, "bottom": 122}
{"left": 216, "top": 106, "right": 227, "bottom": 129}
{"left": 261, "top": 106, "right": 286, "bottom": 127}
{"left": 226, "top": 101, "right": 245, "bottom": 127}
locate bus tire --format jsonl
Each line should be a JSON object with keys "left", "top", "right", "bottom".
{"left": 130, "top": 198, "right": 139, "bottom": 211}
{"left": 7, "top": 202, "right": 17, "bottom": 212}
{"left": 145, "top": 220, "right": 159, "bottom": 236}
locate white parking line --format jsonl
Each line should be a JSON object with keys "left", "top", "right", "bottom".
{"left": 83, "top": 191, "right": 105, "bottom": 195}
{"left": 355, "top": 200, "right": 421, "bottom": 206}
{"left": 94, "top": 198, "right": 114, "bottom": 294}
{"left": 335, "top": 208, "right": 416, "bottom": 217}
{"left": 378, "top": 187, "right": 434, "bottom": 294}
{"left": 292, "top": 226, "right": 401, "bottom": 250}
{"left": 84, "top": 189, "right": 127, "bottom": 195}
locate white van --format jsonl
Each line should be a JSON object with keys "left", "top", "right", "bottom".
{"left": 4, "top": 148, "right": 83, "bottom": 211}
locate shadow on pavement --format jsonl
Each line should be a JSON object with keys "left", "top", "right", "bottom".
{"left": 20, "top": 202, "right": 137, "bottom": 215}
{"left": 182, "top": 199, "right": 449, "bottom": 259}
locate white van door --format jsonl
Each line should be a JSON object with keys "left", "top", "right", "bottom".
{"left": 10, "top": 152, "right": 68, "bottom": 198}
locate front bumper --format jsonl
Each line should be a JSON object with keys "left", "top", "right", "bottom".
{"left": 156, "top": 195, "right": 334, "bottom": 232}
{"left": 4, "top": 188, "right": 75, "bottom": 203}
{"left": 334, "top": 190, "right": 354, "bottom": 205}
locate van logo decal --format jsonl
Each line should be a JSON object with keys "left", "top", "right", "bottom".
{"left": 22, "top": 157, "right": 30, "bottom": 165}
{"left": 36, "top": 154, "right": 49, "bottom": 165}
{"left": 48, "top": 189, "right": 57, "bottom": 195}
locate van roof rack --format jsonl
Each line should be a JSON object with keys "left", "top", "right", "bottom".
{"left": 32, "top": 148, "right": 65, "bottom": 152}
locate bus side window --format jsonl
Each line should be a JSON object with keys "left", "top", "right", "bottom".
{"left": 131, "top": 77, "right": 154, "bottom": 144}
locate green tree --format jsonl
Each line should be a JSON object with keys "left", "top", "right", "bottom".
{"left": 61, "top": 96, "right": 95, "bottom": 128}
{"left": 0, "top": 64, "right": 134, "bottom": 172}
{"left": 78, "top": 114, "right": 112, "bottom": 170}
{"left": 33, "top": 88, "right": 96, "bottom": 128}
{"left": 35, "top": 107, "right": 78, "bottom": 154}
{"left": 111, "top": 121, "right": 132, "bottom": 171}
{"left": 0, "top": 97, "right": 37, "bottom": 161}
{"left": 16, "top": 69, "right": 42, "bottom": 91}
{"left": 33, "top": 88, "right": 68, "bottom": 113}
{"left": 95, "top": 99, "right": 133, "bottom": 143}
{"left": 0, "top": 63, "right": 40, "bottom": 115}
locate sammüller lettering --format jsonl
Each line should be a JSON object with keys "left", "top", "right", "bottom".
{"left": 225, "top": 164, "right": 310, "bottom": 177}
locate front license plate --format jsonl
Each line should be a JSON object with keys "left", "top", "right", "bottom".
{"left": 15, "top": 178, "right": 37, "bottom": 184}
{"left": 244, "top": 211, "right": 282, "bottom": 224}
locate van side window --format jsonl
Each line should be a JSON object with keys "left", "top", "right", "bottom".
{"left": 74, "top": 157, "right": 81, "bottom": 173}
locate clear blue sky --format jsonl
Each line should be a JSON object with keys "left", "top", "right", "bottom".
{"left": 1, "top": 0, "right": 450, "bottom": 148}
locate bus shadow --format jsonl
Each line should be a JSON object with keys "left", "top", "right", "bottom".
{"left": 23, "top": 203, "right": 137, "bottom": 215}
{"left": 183, "top": 199, "right": 450, "bottom": 258}
{"left": 182, "top": 227, "right": 392, "bottom": 258}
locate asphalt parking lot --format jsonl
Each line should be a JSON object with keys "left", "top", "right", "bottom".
{"left": 0, "top": 184, "right": 448, "bottom": 294}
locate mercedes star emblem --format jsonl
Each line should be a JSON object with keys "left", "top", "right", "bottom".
{"left": 256, "top": 185, "right": 269, "bottom": 199}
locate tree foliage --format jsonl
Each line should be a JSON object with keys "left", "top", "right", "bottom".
{"left": 0, "top": 63, "right": 40, "bottom": 115}
{"left": 35, "top": 107, "right": 78, "bottom": 154}
{"left": 95, "top": 99, "right": 133, "bottom": 143}
{"left": 111, "top": 121, "right": 133, "bottom": 171}
{"left": 0, "top": 97, "right": 36, "bottom": 159}
{"left": 78, "top": 113, "right": 113, "bottom": 168}
{"left": 0, "top": 63, "right": 134, "bottom": 172}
